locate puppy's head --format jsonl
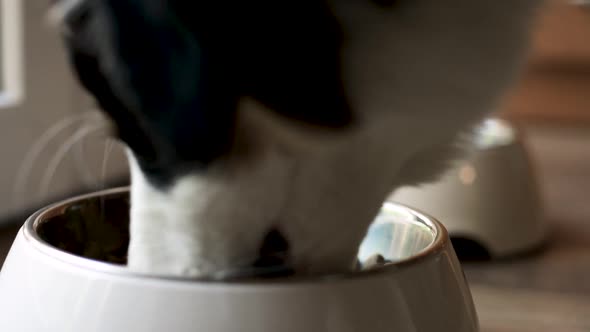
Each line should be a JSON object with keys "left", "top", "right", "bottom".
{"left": 52, "top": 0, "right": 537, "bottom": 278}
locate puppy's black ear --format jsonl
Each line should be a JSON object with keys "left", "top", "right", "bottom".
{"left": 51, "top": 0, "right": 238, "bottom": 185}
{"left": 235, "top": 1, "right": 354, "bottom": 130}
{"left": 49, "top": 0, "right": 159, "bottom": 164}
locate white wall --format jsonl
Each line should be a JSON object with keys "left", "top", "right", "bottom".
{"left": 0, "top": 1, "right": 128, "bottom": 223}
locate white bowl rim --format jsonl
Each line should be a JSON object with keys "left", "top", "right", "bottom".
{"left": 21, "top": 187, "right": 449, "bottom": 285}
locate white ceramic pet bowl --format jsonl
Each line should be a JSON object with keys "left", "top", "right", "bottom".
{"left": 0, "top": 188, "right": 478, "bottom": 332}
{"left": 392, "top": 118, "right": 546, "bottom": 260}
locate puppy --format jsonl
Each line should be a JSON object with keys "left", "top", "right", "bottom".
{"left": 50, "top": 0, "right": 539, "bottom": 278}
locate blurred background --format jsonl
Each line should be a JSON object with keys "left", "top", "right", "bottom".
{"left": 501, "top": 0, "right": 590, "bottom": 123}
{"left": 0, "top": 0, "right": 589, "bottom": 331}
{"left": 0, "top": 1, "right": 128, "bottom": 224}
{"left": 0, "top": 0, "right": 586, "bottom": 223}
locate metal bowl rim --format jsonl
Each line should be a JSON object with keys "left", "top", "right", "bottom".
{"left": 22, "top": 187, "right": 449, "bottom": 285}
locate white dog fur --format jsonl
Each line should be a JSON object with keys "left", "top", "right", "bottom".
{"left": 51, "top": 0, "right": 540, "bottom": 278}
{"left": 126, "top": 0, "right": 540, "bottom": 278}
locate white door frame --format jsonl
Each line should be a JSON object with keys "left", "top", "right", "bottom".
{"left": 0, "top": 0, "right": 24, "bottom": 107}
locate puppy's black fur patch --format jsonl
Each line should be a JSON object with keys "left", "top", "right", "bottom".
{"left": 61, "top": 0, "right": 354, "bottom": 187}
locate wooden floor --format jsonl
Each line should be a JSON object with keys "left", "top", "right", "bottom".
{"left": 464, "top": 125, "right": 590, "bottom": 331}
{"left": 500, "top": 65, "right": 590, "bottom": 126}
{"left": 500, "top": 66, "right": 590, "bottom": 125}
{"left": 472, "top": 284, "right": 590, "bottom": 332}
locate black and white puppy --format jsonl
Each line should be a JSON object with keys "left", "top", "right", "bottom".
{"left": 50, "top": 0, "right": 539, "bottom": 278}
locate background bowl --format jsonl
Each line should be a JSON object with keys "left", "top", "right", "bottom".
{"left": 392, "top": 118, "right": 546, "bottom": 260}
{"left": 0, "top": 188, "right": 478, "bottom": 332}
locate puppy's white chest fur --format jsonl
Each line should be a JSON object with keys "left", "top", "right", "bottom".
{"left": 127, "top": 0, "right": 539, "bottom": 278}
